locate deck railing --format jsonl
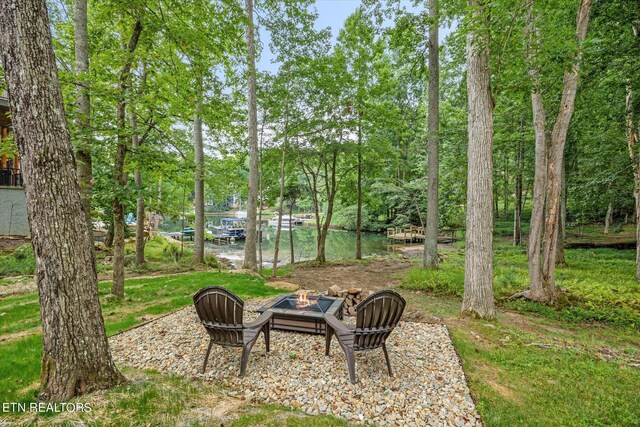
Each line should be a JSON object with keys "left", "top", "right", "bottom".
{"left": 0, "top": 167, "right": 23, "bottom": 187}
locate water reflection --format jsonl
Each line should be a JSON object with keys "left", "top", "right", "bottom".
{"left": 204, "top": 226, "right": 389, "bottom": 267}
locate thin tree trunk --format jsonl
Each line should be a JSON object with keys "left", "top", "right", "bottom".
{"left": 289, "top": 199, "right": 295, "bottom": 264}
{"left": 0, "top": 0, "right": 125, "bottom": 400}
{"left": 272, "top": 100, "right": 289, "bottom": 278}
{"left": 627, "top": 86, "right": 640, "bottom": 280}
{"left": 556, "top": 158, "right": 566, "bottom": 265}
{"left": 317, "top": 151, "right": 339, "bottom": 264}
{"left": 243, "top": 0, "right": 259, "bottom": 271}
{"left": 604, "top": 202, "right": 613, "bottom": 235}
{"left": 525, "top": 0, "right": 547, "bottom": 300}
{"left": 540, "top": 0, "right": 592, "bottom": 303}
{"left": 131, "top": 110, "right": 145, "bottom": 265}
{"left": 503, "top": 149, "right": 509, "bottom": 216}
{"left": 112, "top": 20, "right": 142, "bottom": 297}
{"left": 423, "top": 0, "right": 440, "bottom": 269}
{"left": 74, "top": 0, "right": 93, "bottom": 246}
{"left": 514, "top": 137, "right": 523, "bottom": 246}
{"left": 461, "top": 0, "right": 495, "bottom": 320}
{"left": 258, "top": 118, "right": 265, "bottom": 273}
{"left": 193, "top": 89, "right": 205, "bottom": 264}
{"left": 356, "top": 120, "right": 363, "bottom": 260}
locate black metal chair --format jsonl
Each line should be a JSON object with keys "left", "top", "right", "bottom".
{"left": 193, "top": 286, "right": 272, "bottom": 377}
{"left": 325, "top": 290, "right": 406, "bottom": 384}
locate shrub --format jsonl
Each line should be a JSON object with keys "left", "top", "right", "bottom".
{"left": 163, "top": 243, "right": 181, "bottom": 263}
{"left": 12, "top": 244, "right": 34, "bottom": 260}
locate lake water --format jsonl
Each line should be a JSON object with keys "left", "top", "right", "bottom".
{"left": 204, "top": 226, "right": 390, "bottom": 267}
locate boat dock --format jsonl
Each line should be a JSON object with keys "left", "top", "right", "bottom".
{"left": 387, "top": 226, "right": 425, "bottom": 243}
{"left": 386, "top": 226, "right": 459, "bottom": 244}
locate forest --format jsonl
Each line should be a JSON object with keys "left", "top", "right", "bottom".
{"left": 0, "top": 0, "right": 639, "bottom": 426}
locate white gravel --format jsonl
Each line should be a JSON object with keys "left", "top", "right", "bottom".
{"left": 110, "top": 303, "right": 481, "bottom": 426}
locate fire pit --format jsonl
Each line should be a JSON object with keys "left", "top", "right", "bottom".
{"left": 256, "top": 294, "right": 344, "bottom": 335}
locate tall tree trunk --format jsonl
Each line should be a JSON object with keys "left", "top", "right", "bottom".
{"left": 131, "top": 110, "right": 145, "bottom": 265}
{"left": 74, "top": 0, "right": 93, "bottom": 246}
{"left": 289, "top": 199, "right": 295, "bottom": 264}
{"left": 555, "top": 158, "right": 566, "bottom": 265}
{"left": 604, "top": 201, "right": 613, "bottom": 235}
{"left": 626, "top": 86, "right": 640, "bottom": 280}
{"left": 514, "top": 136, "right": 524, "bottom": 246}
{"left": 316, "top": 151, "right": 338, "bottom": 264}
{"left": 258, "top": 119, "right": 265, "bottom": 273}
{"left": 356, "top": 120, "right": 363, "bottom": 260}
{"left": 503, "top": 149, "right": 509, "bottom": 216}
{"left": 539, "top": 0, "right": 592, "bottom": 303}
{"left": 112, "top": 21, "right": 142, "bottom": 297}
{"left": 525, "top": 0, "right": 547, "bottom": 299}
{"left": 423, "top": 0, "right": 440, "bottom": 269}
{"left": 0, "top": 0, "right": 125, "bottom": 400}
{"left": 461, "top": 0, "right": 495, "bottom": 320}
{"left": 243, "top": 0, "right": 259, "bottom": 271}
{"left": 193, "top": 91, "right": 205, "bottom": 264}
{"left": 272, "top": 102, "right": 289, "bottom": 278}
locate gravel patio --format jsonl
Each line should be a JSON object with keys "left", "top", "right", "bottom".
{"left": 109, "top": 302, "right": 481, "bottom": 426}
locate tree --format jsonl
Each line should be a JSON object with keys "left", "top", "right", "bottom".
{"left": 112, "top": 19, "right": 143, "bottom": 297}
{"left": 131, "top": 63, "right": 148, "bottom": 266}
{"left": 0, "top": 0, "right": 125, "bottom": 400}
{"left": 525, "top": 0, "right": 547, "bottom": 297}
{"left": 423, "top": 0, "right": 440, "bottom": 269}
{"left": 243, "top": 0, "right": 259, "bottom": 271}
{"left": 536, "top": 0, "right": 592, "bottom": 304}
{"left": 461, "top": 0, "right": 496, "bottom": 320}
{"left": 336, "top": 8, "right": 381, "bottom": 260}
{"left": 625, "top": 13, "right": 640, "bottom": 280}
{"left": 74, "top": 0, "right": 93, "bottom": 244}
{"left": 193, "top": 81, "right": 205, "bottom": 264}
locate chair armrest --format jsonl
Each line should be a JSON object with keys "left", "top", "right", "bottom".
{"left": 324, "top": 313, "right": 353, "bottom": 335}
{"left": 244, "top": 311, "right": 273, "bottom": 330}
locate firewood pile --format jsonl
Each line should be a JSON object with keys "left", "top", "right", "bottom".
{"left": 327, "top": 285, "right": 372, "bottom": 316}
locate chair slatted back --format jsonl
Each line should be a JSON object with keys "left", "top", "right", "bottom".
{"left": 354, "top": 290, "right": 405, "bottom": 350}
{"left": 193, "top": 286, "right": 244, "bottom": 347}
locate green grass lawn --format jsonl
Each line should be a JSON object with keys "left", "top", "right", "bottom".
{"left": 407, "top": 292, "right": 640, "bottom": 427}
{"left": 0, "top": 271, "right": 284, "bottom": 404}
{"left": 0, "top": 270, "right": 353, "bottom": 426}
{"left": 402, "top": 244, "right": 640, "bottom": 329}
{"left": 401, "top": 243, "right": 640, "bottom": 427}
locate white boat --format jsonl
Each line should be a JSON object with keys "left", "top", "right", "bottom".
{"left": 268, "top": 215, "right": 304, "bottom": 228}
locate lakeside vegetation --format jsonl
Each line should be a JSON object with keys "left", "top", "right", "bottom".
{"left": 2, "top": 220, "right": 639, "bottom": 426}
{"left": 0, "top": 0, "right": 639, "bottom": 423}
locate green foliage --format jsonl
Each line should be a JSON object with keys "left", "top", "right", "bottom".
{"left": 401, "top": 245, "right": 640, "bottom": 330}
{"left": 10, "top": 244, "right": 33, "bottom": 261}
{"left": 0, "top": 244, "right": 35, "bottom": 276}
{"left": 162, "top": 242, "right": 181, "bottom": 263}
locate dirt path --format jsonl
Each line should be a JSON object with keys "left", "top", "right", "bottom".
{"left": 280, "top": 257, "right": 416, "bottom": 293}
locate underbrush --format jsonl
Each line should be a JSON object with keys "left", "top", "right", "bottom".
{"left": 0, "top": 243, "right": 35, "bottom": 277}
{"left": 0, "top": 235, "right": 209, "bottom": 280}
{"left": 401, "top": 245, "right": 640, "bottom": 329}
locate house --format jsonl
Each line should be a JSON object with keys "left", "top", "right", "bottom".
{"left": 0, "top": 92, "right": 29, "bottom": 236}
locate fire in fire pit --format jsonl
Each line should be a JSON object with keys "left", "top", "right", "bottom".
{"left": 256, "top": 294, "right": 344, "bottom": 334}
{"left": 273, "top": 294, "right": 334, "bottom": 313}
